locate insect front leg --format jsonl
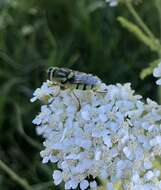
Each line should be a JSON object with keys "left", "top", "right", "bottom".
{"left": 93, "top": 89, "right": 108, "bottom": 94}
{"left": 93, "top": 85, "right": 108, "bottom": 94}
{"left": 49, "top": 85, "right": 61, "bottom": 98}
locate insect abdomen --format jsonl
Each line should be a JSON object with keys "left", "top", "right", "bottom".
{"left": 75, "top": 83, "right": 94, "bottom": 90}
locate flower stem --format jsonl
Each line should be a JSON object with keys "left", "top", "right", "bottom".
{"left": 126, "top": 1, "right": 155, "bottom": 39}
{"left": 126, "top": 1, "right": 161, "bottom": 56}
{"left": 0, "top": 159, "right": 33, "bottom": 190}
{"left": 154, "top": 0, "right": 161, "bottom": 41}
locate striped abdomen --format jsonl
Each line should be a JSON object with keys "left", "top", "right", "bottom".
{"left": 61, "top": 81, "right": 97, "bottom": 91}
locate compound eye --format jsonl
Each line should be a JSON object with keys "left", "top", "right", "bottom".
{"left": 47, "top": 67, "right": 58, "bottom": 81}
{"left": 47, "top": 67, "right": 52, "bottom": 73}
{"left": 47, "top": 67, "right": 58, "bottom": 74}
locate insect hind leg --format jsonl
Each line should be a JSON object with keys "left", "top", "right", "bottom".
{"left": 93, "top": 85, "right": 108, "bottom": 94}
{"left": 71, "top": 91, "right": 81, "bottom": 111}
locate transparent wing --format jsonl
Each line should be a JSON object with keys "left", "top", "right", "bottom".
{"left": 73, "top": 72, "right": 102, "bottom": 85}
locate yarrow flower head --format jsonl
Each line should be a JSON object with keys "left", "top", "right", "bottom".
{"left": 31, "top": 78, "right": 161, "bottom": 190}
{"left": 153, "top": 62, "right": 161, "bottom": 85}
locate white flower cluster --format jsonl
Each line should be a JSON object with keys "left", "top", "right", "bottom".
{"left": 153, "top": 62, "right": 161, "bottom": 86}
{"left": 31, "top": 80, "right": 161, "bottom": 190}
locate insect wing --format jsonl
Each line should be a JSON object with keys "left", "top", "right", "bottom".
{"left": 74, "top": 72, "right": 102, "bottom": 85}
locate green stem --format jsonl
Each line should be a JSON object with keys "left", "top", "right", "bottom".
{"left": 126, "top": 1, "right": 156, "bottom": 40}
{"left": 154, "top": 0, "right": 161, "bottom": 102}
{"left": 126, "top": 0, "right": 161, "bottom": 56}
{"left": 15, "top": 104, "right": 42, "bottom": 150}
{"left": 0, "top": 160, "right": 33, "bottom": 190}
{"left": 117, "top": 17, "right": 159, "bottom": 52}
{"left": 154, "top": 0, "right": 161, "bottom": 41}
{"left": 157, "top": 86, "right": 161, "bottom": 104}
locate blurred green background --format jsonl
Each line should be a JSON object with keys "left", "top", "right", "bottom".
{"left": 0, "top": 0, "right": 160, "bottom": 189}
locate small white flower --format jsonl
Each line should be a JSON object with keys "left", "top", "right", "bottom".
{"left": 116, "top": 160, "right": 126, "bottom": 170}
{"left": 103, "top": 135, "right": 112, "bottom": 148}
{"left": 154, "top": 169, "right": 160, "bottom": 178}
{"left": 144, "top": 171, "right": 154, "bottom": 181}
{"left": 65, "top": 179, "right": 79, "bottom": 189}
{"left": 52, "top": 170, "right": 62, "bottom": 185}
{"left": 90, "top": 181, "right": 97, "bottom": 190}
{"left": 123, "top": 146, "right": 133, "bottom": 160}
{"left": 81, "top": 110, "right": 90, "bottom": 121}
{"left": 95, "top": 150, "right": 102, "bottom": 160}
{"left": 80, "top": 180, "right": 89, "bottom": 190}
{"left": 153, "top": 62, "right": 161, "bottom": 85}
{"left": 143, "top": 161, "right": 152, "bottom": 170}
{"left": 132, "top": 172, "right": 140, "bottom": 184}
{"left": 156, "top": 136, "right": 161, "bottom": 145}
{"left": 107, "top": 182, "right": 115, "bottom": 190}
{"left": 42, "top": 156, "right": 49, "bottom": 164}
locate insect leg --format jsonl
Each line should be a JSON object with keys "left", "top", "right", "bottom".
{"left": 72, "top": 91, "right": 81, "bottom": 111}
{"left": 94, "top": 84, "right": 108, "bottom": 93}
{"left": 49, "top": 84, "right": 61, "bottom": 97}
{"left": 93, "top": 88, "right": 108, "bottom": 94}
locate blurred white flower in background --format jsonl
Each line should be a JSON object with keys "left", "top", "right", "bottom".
{"left": 105, "top": 0, "right": 118, "bottom": 6}
{"left": 21, "top": 25, "right": 34, "bottom": 36}
{"left": 153, "top": 62, "right": 161, "bottom": 85}
{"left": 31, "top": 80, "right": 161, "bottom": 190}
{"left": 105, "top": 0, "right": 142, "bottom": 6}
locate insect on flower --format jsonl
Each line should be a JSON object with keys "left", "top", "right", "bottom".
{"left": 47, "top": 67, "right": 107, "bottom": 110}
{"left": 47, "top": 67, "right": 103, "bottom": 90}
